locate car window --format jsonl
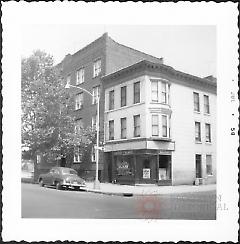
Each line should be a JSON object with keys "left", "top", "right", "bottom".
{"left": 61, "top": 168, "right": 77, "bottom": 175}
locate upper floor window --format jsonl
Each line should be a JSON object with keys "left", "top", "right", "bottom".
{"left": 91, "top": 145, "right": 96, "bottom": 162}
{"left": 76, "top": 68, "right": 84, "bottom": 84}
{"left": 74, "top": 147, "right": 82, "bottom": 163}
{"left": 152, "top": 114, "right": 159, "bottom": 136}
{"left": 151, "top": 81, "right": 158, "bottom": 102}
{"left": 162, "top": 115, "right": 168, "bottom": 137}
{"left": 195, "top": 121, "right": 201, "bottom": 142}
{"left": 193, "top": 92, "right": 200, "bottom": 112}
{"left": 134, "top": 81, "right": 140, "bottom": 104}
{"left": 121, "top": 117, "right": 127, "bottom": 139}
{"left": 109, "top": 90, "right": 114, "bottom": 110}
{"left": 93, "top": 59, "right": 101, "bottom": 78}
{"left": 92, "top": 115, "right": 97, "bottom": 130}
{"left": 109, "top": 120, "right": 114, "bottom": 140}
{"left": 67, "top": 75, "right": 71, "bottom": 85}
{"left": 161, "top": 82, "right": 168, "bottom": 104}
{"left": 75, "top": 119, "right": 83, "bottom": 134}
{"left": 204, "top": 95, "right": 210, "bottom": 114}
{"left": 133, "top": 115, "right": 140, "bottom": 137}
{"left": 121, "top": 86, "right": 127, "bottom": 107}
{"left": 205, "top": 123, "right": 211, "bottom": 143}
{"left": 75, "top": 93, "right": 83, "bottom": 110}
{"left": 92, "top": 86, "right": 100, "bottom": 104}
{"left": 206, "top": 154, "right": 213, "bottom": 175}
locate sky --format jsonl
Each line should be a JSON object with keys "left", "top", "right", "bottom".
{"left": 21, "top": 25, "right": 216, "bottom": 78}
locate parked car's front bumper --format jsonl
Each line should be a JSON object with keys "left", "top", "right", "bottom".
{"left": 62, "top": 181, "right": 86, "bottom": 189}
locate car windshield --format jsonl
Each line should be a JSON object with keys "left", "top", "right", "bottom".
{"left": 61, "top": 168, "right": 77, "bottom": 175}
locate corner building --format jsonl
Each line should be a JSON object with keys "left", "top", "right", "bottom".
{"left": 59, "top": 33, "right": 216, "bottom": 185}
{"left": 58, "top": 33, "right": 163, "bottom": 181}
{"left": 102, "top": 60, "right": 216, "bottom": 185}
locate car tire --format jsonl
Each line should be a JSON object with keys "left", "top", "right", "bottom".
{"left": 56, "top": 182, "right": 62, "bottom": 190}
{"left": 39, "top": 179, "right": 44, "bottom": 187}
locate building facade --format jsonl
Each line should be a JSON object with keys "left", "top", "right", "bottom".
{"left": 58, "top": 33, "right": 163, "bottom": 180}
{"left": 102, "top": 60, "right": 216, "bottom": 185}
{"left": 59, "top": 33, "right": 216, "bottom": 185}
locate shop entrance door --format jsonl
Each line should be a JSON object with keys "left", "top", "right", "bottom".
{"left": 158, "top": 155, "right": 171, "bottom": 185}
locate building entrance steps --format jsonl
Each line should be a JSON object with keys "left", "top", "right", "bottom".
{"left": 85, "top": 182, "right": 216, "bottom": 196}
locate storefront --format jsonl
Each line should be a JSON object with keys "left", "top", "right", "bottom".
{"left": 109, "top": 149, "right": 172, "bottom": 185}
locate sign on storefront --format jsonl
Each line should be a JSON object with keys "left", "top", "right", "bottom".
{"left": 143, "top": 168, "right": 151, "bottom": 179}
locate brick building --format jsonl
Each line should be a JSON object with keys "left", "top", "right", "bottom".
{"left": 59, "top": 33, "right": 216, "bottom": 185}
{"left": 58, "top": 33, "right": 163, "bottom": 181}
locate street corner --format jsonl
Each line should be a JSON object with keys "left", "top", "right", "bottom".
{"left": 135, "top": 195, "right": 161, "bottom": 219}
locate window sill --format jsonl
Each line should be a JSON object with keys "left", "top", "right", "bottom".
{"left": 195, "top": 141, "right": 202, "bottom": 144}
{"left": 76, "top": 82, "right": 85, "bottom": 86}
{"left": 204, "top": 113, "right": 211, "bottom": 116}
{"left": 150, "top": 137, "right": 172, "bottom": 141}
{"left": 194, "top": 111, "right": 201, "bottom": 114}
{"left": 93, "top": 74, "right": 101, "bottom": 79}
{"left": 75, "top": 108, "right": 83, "bottom": 111}
{"left": 105, "top": 102, "right": 145, "bottom": 113}
{"left": 150, "top": 101, "right": 170, "bottom": 106}
{"left": 205, "top": 142, "right": 212, "bottom": 145}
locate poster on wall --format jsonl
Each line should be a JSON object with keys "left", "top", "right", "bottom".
{"left": 143, "top": 168, "right": 150, "bottom": 179}
{"left": 159, "top": 168, "right": 167, "bottom": 180}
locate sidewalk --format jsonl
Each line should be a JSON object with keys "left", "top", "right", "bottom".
{"left": 85, "top": 182, "right": 216, "bottom": 196}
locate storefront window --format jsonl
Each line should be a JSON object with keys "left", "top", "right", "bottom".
{"left": 115, "top": 155, "right": 134, "bottom": 176}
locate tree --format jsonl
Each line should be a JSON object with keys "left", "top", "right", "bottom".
{"left": 21, "top": 50, "right": 95, "bottom": 164}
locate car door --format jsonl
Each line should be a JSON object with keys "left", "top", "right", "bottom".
{"left": 44, "top": 168, "right": 55, "bottom": 185}
{"left": 51, "top": 168, "right": 61, "bottom": 185}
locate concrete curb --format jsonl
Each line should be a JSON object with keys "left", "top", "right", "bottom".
{"left": 85, "top": 186, "right": 216, "bottom": 197}
{"left": 85, "top": 189, "right": 134, "bottom": 197}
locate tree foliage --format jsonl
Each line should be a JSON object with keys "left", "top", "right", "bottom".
{"left": 21, "top": 50, "right": 95, "bottom": 161}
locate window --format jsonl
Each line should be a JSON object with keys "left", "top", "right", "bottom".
{"left": 109, "top": 120, "right": 114, "bottom": 140}
{"left": 161, "top": 82, "right": 167, "bottom": 104}
{"left": 206, "top": 155, "right": 213, "bottom": 175}
{"left": 92, "top": 115, "right": 97, "bottom": 130}
{"left": 121, "top": 117, "right": 127, "bottom": 139}
{"left": 195, "top": 154, "right": 202, "bottom": 178}
{"left": 133, "top": 115, "right": 140, "bottom": 137}
{"left": 204, "top": 95, "right": 210, "bottom": 114}
{"left": 75, "top": 119, "right": 83, "bottom": 133}
{"left": 134, "top": 82, "right": 140, "bottom": 104}
{"left": 151, "top": 81, "right": 158, "bottom": 102}
{"left": 152, "top": 114, "right": 159, "bottom": 136}
{"left": 91, "top": 145, "right": 96, "bottom": 162}
{"left": 76, "top": 68, "right": 84, "bottom": 84}
{"left": 195, "top": 122, "right": 201, "bottom": 142}
{"left": 93, "top": 59, "right": 101, "bottom": 77}
{"left": 162, "top": 115, "right": 168, "bottom": 137}
{"left": 92, "top": 86, "right": 100, "bottom": 104}
{"left": 66, "top": 75, "right": 71, "bottom": 85}
{"left": 75, "top": 93, "right": 83, "bottom": 110}
{"left": 74, "top": 147, "right": 82, "bottom": 163}
{"left": 121, "top": 86, "right": 127, "bottom": 107}
{"left": 205, "top": 123, "right": 211, "bottom": 142}
{"left": 109, "top": 90, "right": 114, "bottom": 110}
{"left": 193, "top": 92, "right": 200, "bottom": 112}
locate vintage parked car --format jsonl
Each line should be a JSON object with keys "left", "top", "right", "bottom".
{"left": 38, "top": 167, "right": 86, "bottom": 190}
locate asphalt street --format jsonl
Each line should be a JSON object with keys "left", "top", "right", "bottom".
{"left": 22, "top": 183, "right": 216, "bottom": 219}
